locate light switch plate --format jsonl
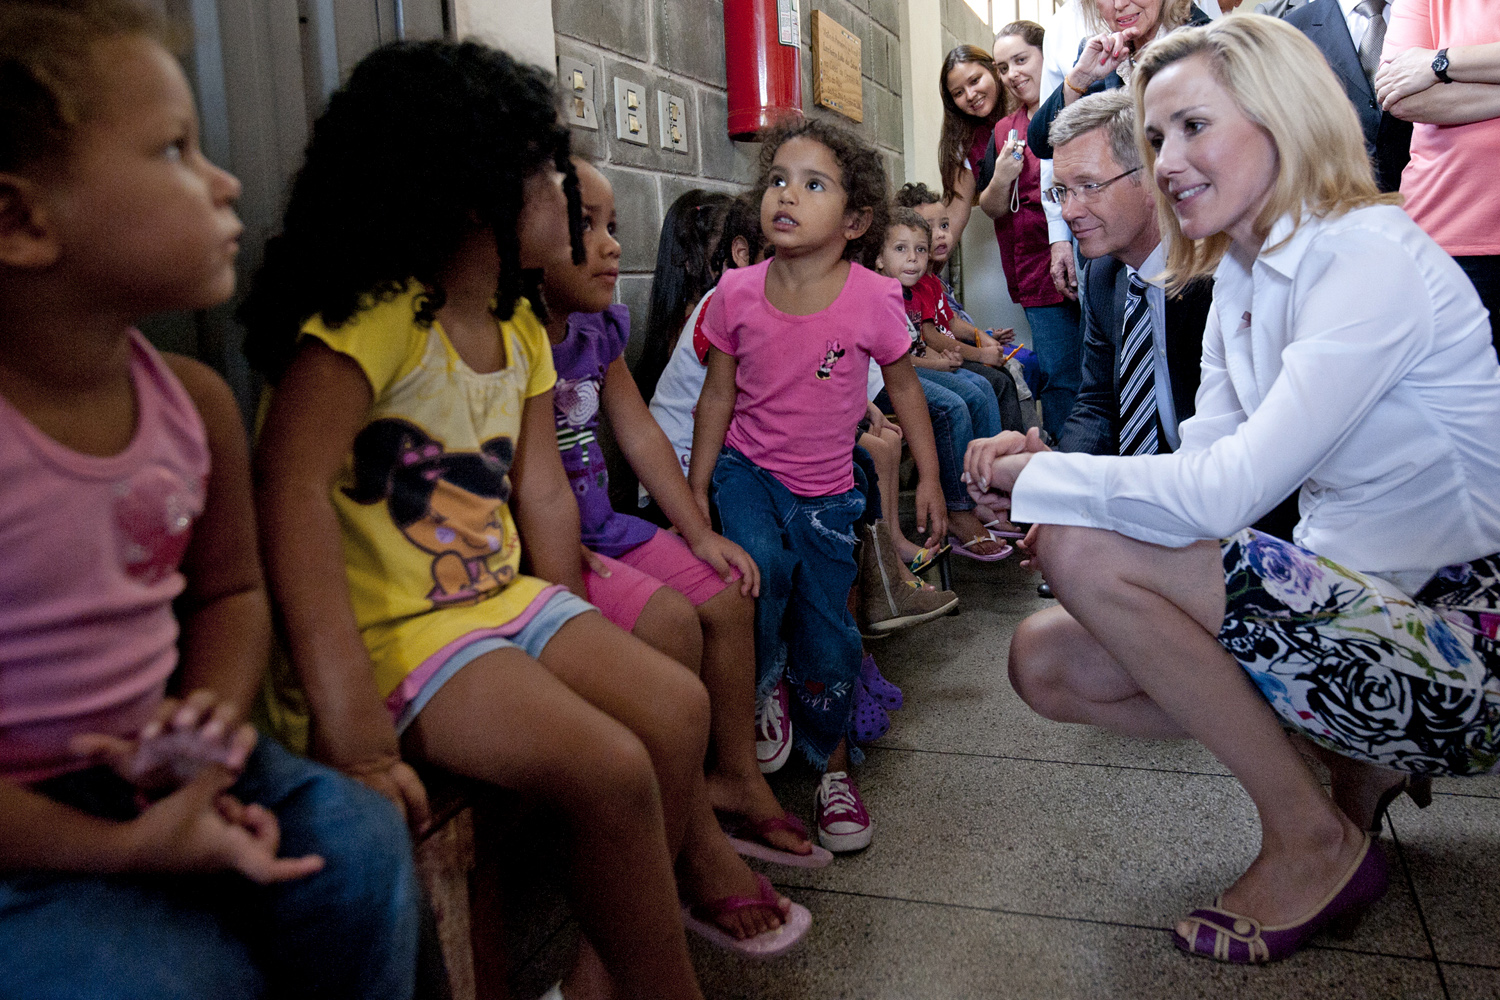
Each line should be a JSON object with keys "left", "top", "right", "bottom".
{"left": 613, "top": 76, "right": 649, "bottom": 146}
{"left": 657, "top": 92, "right": 688, "bottom": 154}
{"left": 556, "top": 57, "right": 598, "bottom": 130}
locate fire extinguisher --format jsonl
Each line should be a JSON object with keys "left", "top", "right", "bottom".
{"left": 724, "top": 0, "right": 804, "bottom": 140}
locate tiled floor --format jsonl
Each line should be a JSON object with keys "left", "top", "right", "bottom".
{"left": 507, "top": 556, "right": 1500, "bottom": 1000}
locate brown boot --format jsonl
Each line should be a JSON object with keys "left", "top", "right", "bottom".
{"left": 856, "top": 521, "right": 958, "bottom": 637}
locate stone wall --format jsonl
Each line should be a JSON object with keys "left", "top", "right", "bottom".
{"left": 553, "top": 0, "right": 904, "bottom": 361}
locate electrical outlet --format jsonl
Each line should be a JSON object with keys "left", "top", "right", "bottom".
{"left": 613, "top": 77, "right": 649, "bottom": 146}
{"left": 657, "top": 92, "right": 688, "bottom": 154}
{"left": 556, "top": 57, "right": 598, "bottom": 130}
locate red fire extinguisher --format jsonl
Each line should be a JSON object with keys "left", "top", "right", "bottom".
{"left": 724, "top": 0, "right": 804, "bottom": 140}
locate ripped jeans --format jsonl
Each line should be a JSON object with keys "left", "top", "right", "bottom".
{"left": 712, "top": 447, "right": 865, "bottom": 769}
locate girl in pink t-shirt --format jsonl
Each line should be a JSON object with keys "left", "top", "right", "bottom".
{"left": 689, "top": 119, "right": 947, "bottom": 853}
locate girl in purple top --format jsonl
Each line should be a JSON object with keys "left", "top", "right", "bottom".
{"left": 689, "top": 120, "right": 946, "bottom": 853}
{"left": 543, "top": 160, "right": 830, "bottom": 868}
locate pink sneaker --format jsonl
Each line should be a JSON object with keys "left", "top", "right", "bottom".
{"left": 815, "top": 771, "right": 873, "bottom": 852}
{"left": 755, "top": 681, "right": 793, "bottom": 774}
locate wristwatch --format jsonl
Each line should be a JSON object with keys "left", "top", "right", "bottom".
{"left": 1432, "top": 48, "right": 1453, "bottom": 84}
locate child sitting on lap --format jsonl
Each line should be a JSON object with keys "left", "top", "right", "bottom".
{"left": 0, "top": 4, "right": 420, "bottom": 996}
{"left": 875, "top": 210, "right": 1013, "bottom": 562}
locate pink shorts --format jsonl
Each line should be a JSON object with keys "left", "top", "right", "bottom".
{"left": 584, "top": 529, "right": 737, "bottom": 632}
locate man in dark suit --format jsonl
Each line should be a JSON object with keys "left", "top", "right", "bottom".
{"left": 1045, "top": 91, "right": 1211, "bottom": 458}
{"left": 1258, "top": 0, "right": 1412, "bottom": 192}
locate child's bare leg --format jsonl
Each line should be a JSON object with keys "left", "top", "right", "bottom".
{"left": 631, "top": 585, "right": 704, "bottom": 675}
{"left": 827, "top": 737, "right": 851, "bottom": 774}
{"left": 697, "top": 586, "right": 811, "bottom": 855}
{"left": 541, "top": 612, "right": 791, "bottom": 939}
{"left": 860, "top": 429, "right": 922, "bottom": 564}
{"left": 403, "top": 644, "right": 701, "bottom": 1000}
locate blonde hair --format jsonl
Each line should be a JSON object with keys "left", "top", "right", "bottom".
{"left": 1083, "top": 0, "right": 1195, "bottom": 36}
{"left": 1130, "top": 15, "right": 1398, "bottom": 292}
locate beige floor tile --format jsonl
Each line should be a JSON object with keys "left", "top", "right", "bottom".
{"left": 1390, "top": 791, "right": 1500, "bottom": 967}
{"left": 866, "top": 560, "right": 1229, "bottom": 776}
{"left": 762, "top": 747, "right": 1431, "bottom": 959}
{"left": 686, "top": 891, "right": 1445, "bottom": 1000}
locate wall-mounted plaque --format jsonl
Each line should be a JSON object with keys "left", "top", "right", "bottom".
{"left": 811, "top": 10, "right": 863, "bottom": 123}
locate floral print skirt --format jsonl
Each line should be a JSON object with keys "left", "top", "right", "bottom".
{"left": 1216, "top": 529, "right": 1500, "bottom": 777}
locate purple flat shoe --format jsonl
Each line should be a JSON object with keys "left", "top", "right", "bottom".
{"left": 1174, "top": 834, "right": 1390, "bottom": 964}
{"left": 860, "top": 653, "right": 903, "bottom": 710}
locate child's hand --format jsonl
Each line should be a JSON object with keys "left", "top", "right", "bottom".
{"left": 689, "top": 532, "right": 761, "bottom": 598}
{"left": 934, "top": 350, "right": 961, "bottom": 372}
{"left": 581, "top": 545, "right": 610, "bottom": 578}
{"left": 71, "top": 690, "right": 257, "bottom": 795}
{"left": 868, "top": 408, "right": 902, "bottom": 440}
{"left": 992, "top": 327, "right": 1016, "bottom": 346}
{"left": 911, "top": 479, "right": 948, "bottom": 550}
{"left": 129, "top": 764, "right": 325, "bottom": 884}
{"left": 343, "top": 755, "right": 432, "bottom": 836}
{"left": 976, "top": 344, "right": 1004, "bottom": 367}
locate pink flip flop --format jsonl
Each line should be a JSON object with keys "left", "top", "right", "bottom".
{"left": 724, "top": 813, "right": 834, "bottom": 868}
{"left": 682, "top": 873, "right": 813, "bottom": 958}
{"left": 982, "top": 520, "right": 1027, "bottom": 540}
{"left": 948, "top": 532, "right": 1013, "bottom": 562}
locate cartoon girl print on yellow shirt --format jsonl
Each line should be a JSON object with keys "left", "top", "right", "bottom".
{"left": 344, "top": 418, "right": 519, "bottom": 606}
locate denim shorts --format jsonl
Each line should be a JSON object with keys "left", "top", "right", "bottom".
{"left": 392, "top": 588, "right": 596, "bottom": 734}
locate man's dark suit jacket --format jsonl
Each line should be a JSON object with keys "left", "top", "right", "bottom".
{"left": 1056, "top": 254, "right": 1212, "bottom": 456}
{"left": 1279, "top": 0, "right": 1412, "bottom": 192}
{"left": 1056, "top": 253, "right": 1302, "bottom": 539}
{"left": 1027, "top": 6, "right": 1213, "bottom": 161}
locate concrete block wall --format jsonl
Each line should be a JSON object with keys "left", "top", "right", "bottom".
{"left": 942, "top": 0, "right": 996, "bottom": 59}
{"left": 553, "top": 0, "right": 904, "bottom": 361}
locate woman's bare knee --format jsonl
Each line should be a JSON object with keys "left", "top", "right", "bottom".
{"left": 1007, "top": 611, "right": 1071, "bottom": 716}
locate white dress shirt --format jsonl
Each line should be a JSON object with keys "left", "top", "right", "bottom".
{"left": 1125, "top": 243, "right": 1183, "bottom": 451}
{"left": 1012, "top": 205, "right": 1500, "bottom": 593}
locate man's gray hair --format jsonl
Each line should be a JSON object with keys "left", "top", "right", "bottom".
{"left": 1048, "top": 90, "right": 1141, "bottom": 174}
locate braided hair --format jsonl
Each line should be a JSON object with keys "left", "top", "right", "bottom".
{"left": 240, "top": 40, "right": 583, "bottom": 383}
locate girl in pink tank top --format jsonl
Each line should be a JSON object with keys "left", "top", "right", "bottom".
{"left": 0, "top": 0, "right": 407, "bottom": 957}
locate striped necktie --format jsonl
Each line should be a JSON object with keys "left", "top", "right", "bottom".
{"left": 1118, "top": 273, "right": 1160, "bottom": 456}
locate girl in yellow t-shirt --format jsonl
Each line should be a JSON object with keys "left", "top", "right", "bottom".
{"left": 242, "top": 43, "right": 809, "bottom": 997}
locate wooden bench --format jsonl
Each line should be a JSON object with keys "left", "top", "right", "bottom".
{"left": 413, "top": 771, "right": 518, "bottom": 1000}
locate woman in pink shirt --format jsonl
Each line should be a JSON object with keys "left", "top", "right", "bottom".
{"left": 1378, "top": 0, "right": 1500, "bottom": 354}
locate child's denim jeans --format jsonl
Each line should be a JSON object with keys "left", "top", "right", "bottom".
{"left": 712, "top": 446, "right": 865, "bottom": 769}
{"left": 0, "top": 738, "right": 420, "bottom": 1000}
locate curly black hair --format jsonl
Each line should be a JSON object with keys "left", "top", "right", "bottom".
{"left": 894, "top": 182, "right": 942, "bottom": 209}
{"left": 755, "top": 116, "right": 890, "bottom": 269}
{"left": 239, "top": 40, "right": 583, "bottom": 384}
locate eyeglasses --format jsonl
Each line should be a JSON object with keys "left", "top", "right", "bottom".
{"left": 1041, "top": 167, "right": 1142, "bottom": 206}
